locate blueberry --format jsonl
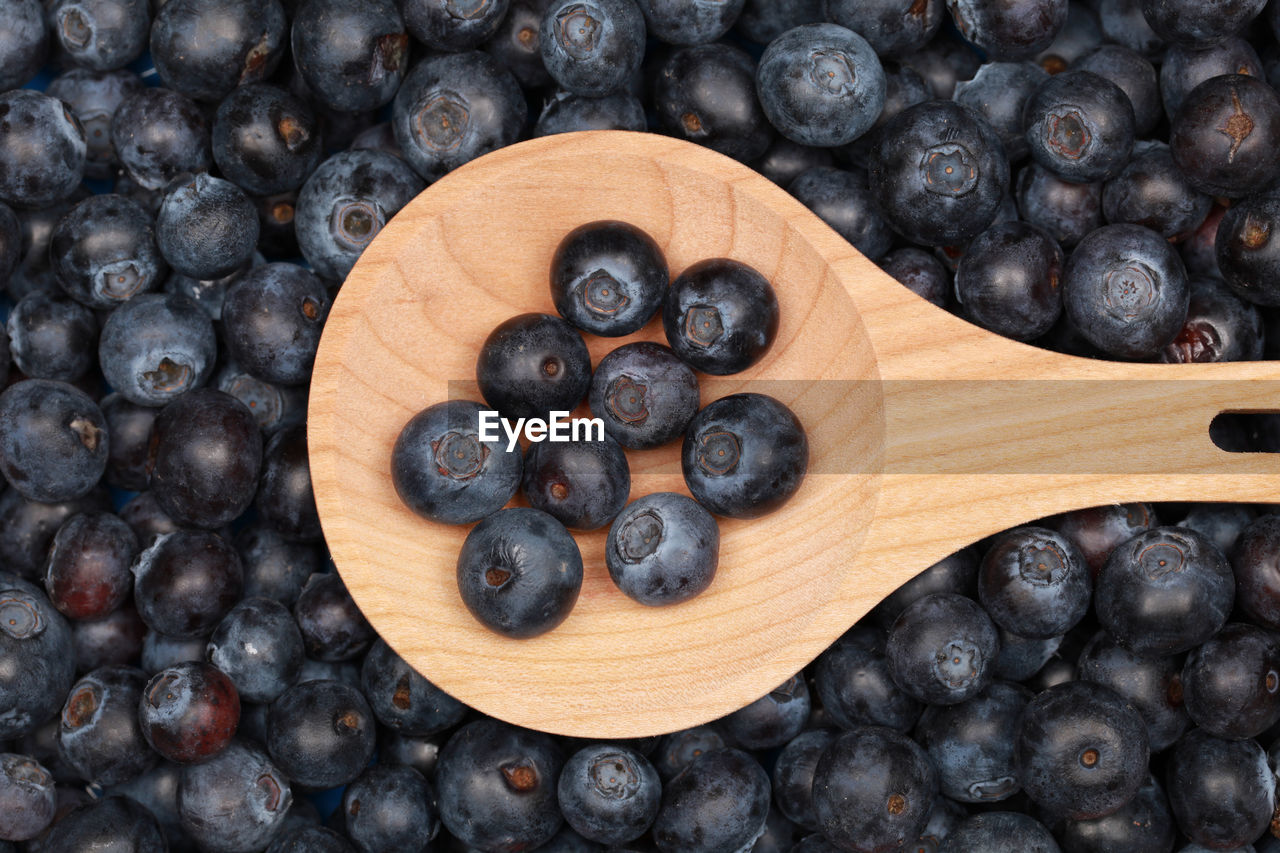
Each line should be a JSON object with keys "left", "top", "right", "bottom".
{"left": 211, "top": 359, "right": 308, "bottom": 438}
{"left": 476, "top": 313, "right": 592, "bottom": 421}
{"left": 771, "top": 729, "right": 834, "bottom": 831}
{"left": 110, "top": 88, "right": 211, "bottom": 191}
{"left": 1015, "top": 162, "right": 1103, "bottom": 247}
{"left": 681, "top": 393, "right": 807, "bottom": 519}
{"left": 955, "top": 221, "right": 1064, "bottom": 341}
{"left": 1233, "top": 514, "right": 1280, "bottom": 630}
{"left": 1050, "top": 502, "right": 1158, "bottom": 578}
{"left": 936, "top": 812, "right": 1060, "bottom": 853}
{"left": 402, "top": 0, "right": 510, "bottom": 50}
{"left": 73, "top": 605, "right": 147, "bottom": 672}
{"left": 994, "top": 628, "right": 1063, "bottom": 682}
{"left": 1165, "top": 729, "right": 1275, "bottom": 850}
{"left": 877, "top": 247, "right": 951, "bottom": 307}
{"left": 391, "top": 51, "right": 526, "bottom": 184}
{"left": 44, "top": 511, "right": 137, "bottom": 622}
{"left": 436, "top": 718, "right": 565, "bottom": 852}
{"left": 1216, "top": 193, "right": 1280, "bottom": 307}
{"left": 1159, "top": 275, "right": 1263, "bottom": 363}
{"left": 1017, "top": 680, "right": 1149, "bottom": 820}
{"left": 534, "top": 90, "right": 648, "bottom": 136}
{"left": 484, "top": 0, "right": 556, "bottom": 89}
{"left": 47, "top": 0, "right": 147, "bottom": 71}
{"left": 155, "top": 174, "right": 259, "bottom": 282}
{"left": 1076, "top": 630, "right": 1190, "bottom": 752}
{"left": 256, "top": 426, "right": 321, "bottom": 543}
{"left": 736, "top": 0, "right": 823, "bottom": 46}
{"left": 290, "top": 0, "right": 409, "bottom": 113}
{"left": 0, "top": 753, "right": 55, "bottom": 842}
{"left": 178, "top": 739, "right": 292, "bottom": 853}
{"left": 916, "top": 680, "right": 1028, "bottom": 803}
{"left": 1023, "top": 69, "right": 1135, "bottom": 184}
{"left": 5, "top": 292, "right": 96, "bottom": 382}
{"left": 605, "top": 492, "right": 719, "bottom": 606}
{"left": 378, "top": 730, "right": 444, "bottom": 781}
{"left": 267, "top": 826, "right": 356, "bottom": 853}
{"left": 539, "top": 0, "right": 647, "bottom": 97}
{"left": 886, "top": 592, "right": 999, "bottom": 705}
{"left": 811, "top": 727, "right": 938, "bottom": 852}
{"left": 788, "top": 166, "right": 893, "bottom": 260}
{"left": 898, "top": 31, "right": 982, "bottom": 97}
{"left": 392, "top": 400, "right": 523, "bottom": 525}
{"left": 952, "top": 61, "right": 1050, "bottom": 163}
{"left": 360, "top": 636, "right": 467, "bottom": 736}
{"left": 45, "top": 69, "right": 143, "bottom": 180}
{"left": 342, "top": 763, "right": 440, "bottom": 853}
{"left": 41, "top": 795, "right": 167, "bottom": 851}
{"left": 1057, "top": 774, "right": 1177, "bottom": 853}
{"left": 0, "top": 490, "right": 111, "bottom": 582}
{"left": 0, "top": 576, "right": 76, "bottom": 742}
{"left": 1170, "top": 74, "right": 1280, "bottom": 198}
{"left": 155, "top": 0, "right": 288, "bottom": 100}
{"left": 1098, "top": 0, "right": 1164, "bottom": 58}
{"left": 550, "top": 220, "right": 668, "bottom": 337}
{"left": 207, "top": 598, "right": 304, "bottom": 705}
{"left": 977, "top": 526, "right": 1090, "bottom": 639}
{"left": 148, "top": 389, "right": 262, "bottom": 529}
{"left": 652, "top": 724, "right": 726, "bottom": 781}
{"left": 1102, "top": 142, "right": 1212, "bottom": 241}
{"left": 1178, "top": 502, "right": 1255, "bottom": 554}
{"left": 58, "top": 665, "right": 155, "bottom": 785}
{"left": 811, "top": 626, "right": 924, "bottom": 731}
{"left": 0, "top": 0, "right": 47, "bottom": 91}
{"left": 636, "top": 0, "right": 742, "bottom": 44}
{"left": 525, "top": 435, "right": 629, "bottom": 531}
{"left": 0, "top": 91, "right": 86, "bottom": 208}
{"left": 1095, "top": 526, "right": 1234, "bottom": 657}
{"left": 292, "top": 572, "right": 375, "bottom": 662}
{"left": 755, "top": 24, "right": 886, "bottom": 147}
{"left": 752, "top": 137, "right": 834, "bottom": 188}
{"left": 721, "top": 673, "right": 810, "bottom": 749}
{"left": 822, "top": 0, "right": 942, "bottom": 56}
{"left": 0, "top": 380, "right": 106, "bottom": 504}
{"left": 947, "top": 0, "right": 1068, "bottom": 60}
{"left": 1182, "top": 622, "right": 1280, "bottom": 740}
{"left": 49, "top": 194, "right": 166, "bottom": 310}
{"left": 1159, "top": 37, "right": 1262, "bottom": 120}
{"left": 456, "top": 507, "right": 583, "bottom": 638}
{"left": 654, "top": 43, "right": 772, "bottom": 163}
{"left": 1061, "top": 223, "right": 1189, "bottom": 359}
{"left": 1075, "top": 44, "right": 1161, "bottom": 136}
{"left": 653, "top": 747, "right": 770, "bottom": 853}
{"left": 294, "top": 149, "right": 425, "bottom": 282}
{"left": 868, "top": 100, "right": 1010, "bottom": 247}
{"left": 139, "top": 661, "right": 240, "bottom": 765}
{"left": 1141, "top": 0, "right": 1267, "bottom": 47}
{"left": 212, "top": 85, "right": 322, "bottom": 197}
{"left": 221, "top": 262, "right": 329, "bottom": 387}
{"left": 132, "top": 530, "right": 244, "bottom": 638}
{"left": 266, "top": 679, "right": 376, "bottom": 790}
{"left": 662, "top": 258, "right": 778, "bottom": 375}
{"left": 235, "top": 523, "right": 320, "bottom": 608}
{"left": 558, "top": 743, "right": 661, "bottom": 844}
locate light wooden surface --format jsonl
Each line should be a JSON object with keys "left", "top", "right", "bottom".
{"left": 308, "top": 130, "right": 1280, "bottom": 738}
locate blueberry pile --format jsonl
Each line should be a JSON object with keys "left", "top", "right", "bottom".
{"left": 392, "top": 220, "right": 807, "bottom": 636}
{"left": 1, "top": 0, "right": 1280, "bottom": 850}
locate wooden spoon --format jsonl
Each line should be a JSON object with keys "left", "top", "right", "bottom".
{"left": 308, "top": 130, "right": 1280, "bottom": 738}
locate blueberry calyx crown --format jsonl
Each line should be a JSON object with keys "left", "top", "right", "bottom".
{"left": 556, "top": 5, "right": 601, "bottom": 59}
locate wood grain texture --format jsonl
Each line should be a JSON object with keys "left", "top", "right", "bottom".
{"left": 309, "top": 130, "right": 1280, "bottom": 738}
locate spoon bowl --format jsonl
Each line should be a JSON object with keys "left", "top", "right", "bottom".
{"left": 309, "top": 130, "right": 1280, "bottom": 737}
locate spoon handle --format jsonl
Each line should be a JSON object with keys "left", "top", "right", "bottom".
{"left": 824, "top": 251, "right": 1280, "bottom": 602}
